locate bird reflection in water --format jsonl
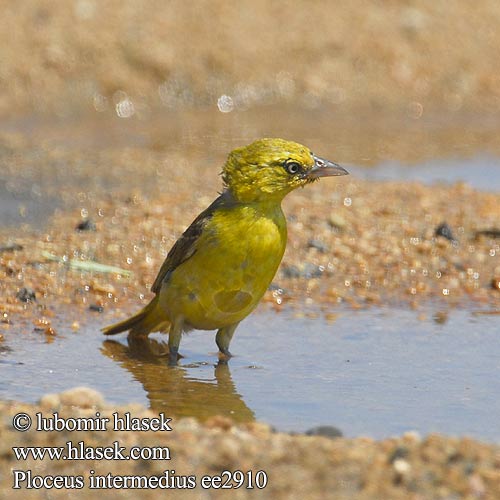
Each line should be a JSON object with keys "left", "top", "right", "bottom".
{"left": 101, "top": 337, "right": 255, "bottom": 423}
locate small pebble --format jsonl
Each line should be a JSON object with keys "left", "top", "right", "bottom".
{"left": 39, "top": 392, "right": 61, "bottom": 410}
{"left": 0, "top": 242, "right": 23, "bottom": 253}
{"left": 281, "top": 265, "right": 302, "bottom": 279}
{"left": 282, "top": 263, "right": 323, "bottom": 279}
{"left": 308, "top": 239, "right": 328, "bottom": 253}
{"left": 433, "top": 311, "right": 448, "bottom": 324}
{"left": 305, "top": 425, "right": 343, "bottom": 439}
{"left": 435, "top": 222, "right": 456, "bottom": 242}
{"left": 76, "top": 219, "right": 97, "bottom": 231}
{"left": 302, "top": 262, "right": 324, "bottom": 279}
{"left": 58, "top": 386, "right": 105, "bottom": 409}
{"left": 328, "top": 213, "right": 347, "bottom": 229}
{"left": 16, "top": 287, "right": 36, "bottom": 303}
{"left": 33, "top": 317, "right": 51, "bottom": 331}
{"left": 44, "top": 326, "right": 57, "bottom": 336}
{"left": 393, "top": 458, "right": 411, "bottom": 474}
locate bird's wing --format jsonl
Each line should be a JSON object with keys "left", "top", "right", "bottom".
{"left": 151, "top": 192, "right": 234, "bottom": 294}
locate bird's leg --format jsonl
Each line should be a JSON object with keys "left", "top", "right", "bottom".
{"left": 168, "top": 317, "right": 183, "bottom": 366}
{"left": 216, "top": 323, "right": 239, "bottom": 361}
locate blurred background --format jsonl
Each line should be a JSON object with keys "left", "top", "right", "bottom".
{"left": 1, "top": 0, "right": 500, "bottom": 118}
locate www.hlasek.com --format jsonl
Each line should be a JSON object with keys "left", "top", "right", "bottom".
{"left": 11, "top": 411, "right": 268, "bottom": 490}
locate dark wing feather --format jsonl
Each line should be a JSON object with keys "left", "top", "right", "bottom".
{"left": 151, "top": 191, "right": 235, "bottom": 293}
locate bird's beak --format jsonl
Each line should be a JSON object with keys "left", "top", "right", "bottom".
{"left": 308, "top": 155, "right": 349, "bottom": 179}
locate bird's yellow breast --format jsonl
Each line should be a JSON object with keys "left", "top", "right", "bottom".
{"left": 160, "top": 202, "right": 287, "bottom": 330}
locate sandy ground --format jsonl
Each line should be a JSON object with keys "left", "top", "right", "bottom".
{"left": 1, "top": 1, "right": 500, "bottom": 498}
{"left": 0, "top": 133, "right": 498, "bottom": 327}
{"left": 1, "top": 0, "right": 500, "bottom": 118}
{"left": 2, "top": 387, "right": 500, "bottom": 499}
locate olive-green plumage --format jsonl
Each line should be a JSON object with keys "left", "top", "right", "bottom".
{"left": 102, "top": 138, "right": 348, "bottom": 363}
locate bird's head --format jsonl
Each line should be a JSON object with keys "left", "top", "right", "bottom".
{"left": 222, "top": 138, "right": 348, "bottom": 203}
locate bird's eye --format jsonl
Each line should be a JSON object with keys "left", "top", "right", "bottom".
{"left": 285, "top": 161, "right": 301, "bottom": 175}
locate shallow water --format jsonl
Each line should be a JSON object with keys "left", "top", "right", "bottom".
{"left": 0, "top": 181, "right": 58, "bottom": 228}
{"left": 2, "top": 307, "right": 499, "bottom": 441}
{"left": 350, "top": 155, "right": 500, "bottom": 192}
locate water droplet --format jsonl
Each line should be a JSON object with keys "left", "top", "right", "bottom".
{"left": 115, "top": 97, "right": 135, "bottom": 118}
{"left": 217, "top": 95, "right": 234, "bottom": 113}
{"left": 343, "top": 197, "right": 352, "bottom": 207}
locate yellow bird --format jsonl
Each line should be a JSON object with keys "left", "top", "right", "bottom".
{"left": 103, "top": 138, "right": 348, "bottom": 364}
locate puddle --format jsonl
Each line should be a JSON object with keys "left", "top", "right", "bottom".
{"left": 2, "top": 307, "right": 499, "bottom": 440}
{"left": 0, "top": 181, "right": 59, "bottom": 227}
{"left": 350, "top": 155, "right": 500, "bottom": 192}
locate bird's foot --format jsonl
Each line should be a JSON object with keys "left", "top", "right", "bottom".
{"left": 217, "top": 349, "right": 233, "bottom": 364}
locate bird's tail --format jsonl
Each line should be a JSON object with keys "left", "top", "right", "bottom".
{"left": 102, "top": 295, "right": 170, "bottom": 337}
